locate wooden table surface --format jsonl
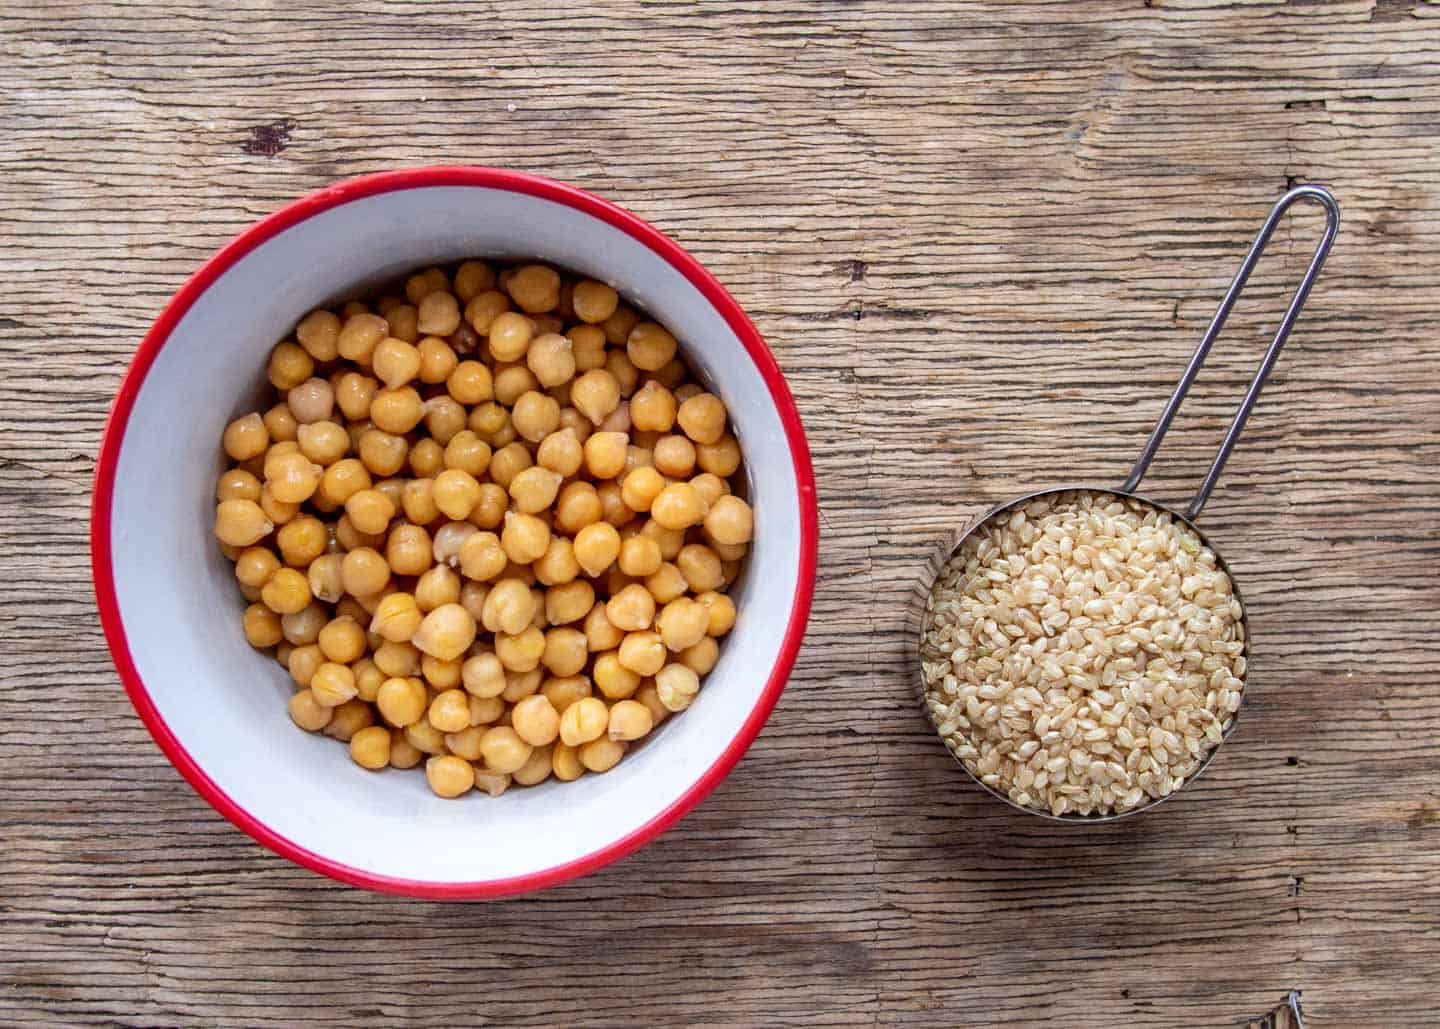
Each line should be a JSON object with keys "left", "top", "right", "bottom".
{"left": 3, "top": 2, "right": 1438, "bottom": 1025}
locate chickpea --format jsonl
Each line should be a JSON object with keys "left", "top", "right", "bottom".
{"left": 651, "top": 483, "right": 709, "bottom": 531}
{"left": 371, "top": 337, "right": 420, "bottom": 389}
{"left": 415, "top": 564, "right": 461, "bottom": 611}
{"left": 428, "top": 468, "right": 478, "bottom": 521}
{"left": 601, "top": 304, "right": 640, "bottom": 346}
{"left": 459, "top": 579, "right": 490, "bottom": 623}
{"left": 259, "top": 567, "right": 310, "bottom": 615}
{"left": 440, "top": 725, "right": 485, "bottom": 762}
{"left": 369, "top": 386, "right": 424, "bottom": 435}
{"left": 337, "top": 312, "right": 388, "bottom": 364}
{"left": 558, "top": 696, "right": 608, "bottom": 747}
{"left": 385, "top": 304, "right": 419, "bottom": 343}
{"left": 677, "top": 543, "right": 725, "bottom": 592}
{"left": 555, "top": 482, "right": 602, "bottom": 534}
{"left": 593, "top": 651, "right": 641, "bottom": 700}
{"left": 526, "top": 333, "right": 575, "bottom": 388}
{"left": 507, "top": 264, "right": 561, "bottom": 313}
{"left": 635, "top": 681, "right": 670, "bottom": 726}
{"left": 539, "top": 675, "right": 590, "bottom": 714}
{"left": 223, "top": 413, "right": 269, "bottom": 462}
{"left": 512, "top": 694, "right": 561, "bottom": 746}
{"left": 545, "top": 579, "right": 595, "bottom": 626}
{"left": 509, "top": 744, "right": 550, "bottom": 786}
{"left": 468, "top": 694, "right": 505, "bottom": 727}
{"left": 443, "top": 363, "right": 492, "bottom": 411}
{"left": 235, "top": 546, "right": 280, "bottom": 588}
{"left": 316, "top": 616, "right": 366, "bottom": 664}
{"left": 334, "top": 513, "right": 384, "bottom": 553}
{"left": 310, "top": 662, "right": 358, "bottom": 708}
{"left": 341, "top": 723, "right": 390, "bottom": 770}
{"left": 388, "top": 729, "right": 423, "bottom": 769}
{"left": 395, "top": 479, "right": 436, "bottom": 526}
{"left": 680, "top": 635, "right": 721, "bottom": 675}
{"left": 425, "top": 688, "right": 469, "bottom": 734}
{"left": 406, "top": 267, "right": 450, "bottom": 304}
{"left": 645, "top": 562, "right": 689, "bottom": 605}
{"left": 217, "top": 468, "right": 262, "bottom": 503}
{"left": 441, "top": 431, "right": 490, "bottom": 479}
{"left": 502, "top": 666, "right": 544, "bottom": 703}
{"left": 704, "top": 494, "right": 754, "bottom": 545}
{"left": 322, "top": 698, "right": 374, "bottom": 744}
{"left": 258, "top": 484, "right": 300, "bottom": 527}
{"left": 266, "top": 451, "right": 322, "bottom": 505}
{"left": 607, "top": 699, "right": 654, "bottom": 742}
{"left": 386, "top": 523, "right": 433, "bottom": 576}
{"left": 341, "top": 547, "right": 390, "bottom": 597}
{"left": 280, "top": 602, "right": 327, "bottom": 645}
{"left": 657, "top": 596, "right": 709, "bottom": 651}
{"left": 631, "top": 380, "right": 680, "bottom": 434}
{"left": 337, "top": 489, "right": 391, "bottom": 537}
{"left": 496, "top": 625, "right": 545, "bottom": 672}
{"left": 457, "top": 530, "right": 506, "bottom": 582}
{"left": 626, "top": 322, "right": 678, "bottom": 372}
{"left": 677, "top": 392, "right": 728, "bottom": 445}
{"left": 415, "top": 290, "right": 460, "bottom": 337}
{"left": 296, "top": 420, "right": 349, "bottom": 466}
{"left": 296, "top": 309, "right": 341, "bottom": 361}
{"left": 487, "top": 310, "right": 534, "bottom": 363}
{"left": 651, "top": 358, "right": 688, "bottom": 391}
{"left": 597, "top": 482, "right": 632, "bottom": 527}
{"left": 509, "top": 466, "right": 563, "bottom": 514}
{"left": 530, "top": 430, "right": 580, "bottom": 480}
{"left": 528, "top": 539, "right": 574, "bottom": 589}
{"left": 289, "top": 690, "right": 333, "bottom": 732}
{"left": 452, "top": 261, "right": 495, "bottom": 302}
{"left": 426, "top": 755, "right": 474, "bottom": 798}
{"left": 605, "top": 583, "right": 655, "bottom": 633}
{"left": 334, "top": 372, "right": 378, "bottom": 423}
{"left": 405, "top": 716, "right": 446, "bottom": 755}
{"left": 464, "top": 285, "right": 510, "bottom": 331}
{"left": 618, "top": 535, "right": 663, "bottom": 578}
{"left": 268, "top": 342, "right": 315, "bottom": 391}
{"left": 288, "top": 643, "right": 324, "bottom": 687}
{"left": 571, "top": 279, "right": 619, "bottom": 323}
{"left": 618, "top": 631, "right": 666, "bottom": 677}
{"left": 472, "top": 769, "right": 511, "bottom": 796}
{"left": 357, "top": 429, "right": 408, "bottom": 477}
{"left": 319, "top": 458, "right": 372, "bottom": 506}
{"left": 482, "top": 578, "right": 537, "bottom": 636}
{"left": 500, "top": 511, "right": 551, "bottom": 564}
{"left": 423, "top": 653, "right": 463, "bottom": 691}
{"left": 242, "top": 603, "right": 283, "bottom": 648}
{"left": 583, "top": 431, "right": 628, "bottom": 480}
{"left": 573, "top": 521, "right": 621, "bottom": 577}
{"left": 656, "top": 663, "right": 701, "bottom": 712}
{"left": 570, "top": 369, "right": 622, "bottom": 426}
{"left": 377, "top": 676, "right": 428, "bottom": 727}
{"left": 580, "top": 738, "right": 626, "bottom": 773}
{"left": 512, "top": 390, "right": 560, "bottom": 443}
{"left": 541, "top": 627, "right": 588, "bottom": 677}
{"left": 552, "top": 742, "right": 585, "bottom": 781}
{"left": 463, "top": 652, "right": 508, "bottom": 699}
{"left": 480, "top": 726, "right": 534, "bottom": 774}
{"left": 287, "top": 377, "right": 335, "bottom": 425}
{"left": 307, "top": 553, "right": 345, "bottom": 604}
{"left": 673, "top": 382, "right": 704, "bottom": 404}
{"left": 354, "top": 658, "right": 386, "bottom": 702}
{"left": 412, "top": 603, "right": 477, "bottom": 662}
{"left": 620, "top": 466, "right": 666, "bottom": 513}
{"left": 580, "top": 600, "right": 622, "bottom": 652}
{"left": 652, "top": 434, "right": 697, "bottom": 478}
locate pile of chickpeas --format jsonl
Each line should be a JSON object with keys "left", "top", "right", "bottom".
{"left": 214, "top": 260, "right": 752, "bottom": 799}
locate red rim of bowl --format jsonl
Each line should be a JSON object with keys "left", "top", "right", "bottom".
{"left": 90, "top": 166, "right": 819, "bottom": 899}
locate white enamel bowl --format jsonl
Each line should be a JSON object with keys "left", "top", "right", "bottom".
{"left": 92, "top": 167, "right": 818, "bottom": 898}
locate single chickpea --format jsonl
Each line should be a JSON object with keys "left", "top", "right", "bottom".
{"left": 406, "top": 716, "right": 447, "bottom": 755}
{"left": 415, "top": 564, "right": 462, "bottom": 611}
{"left": 260, "top": 567, "right": 311, "bottom": 615}
{"left": 618, "top": 631, "right": 667, "bottom": 677}
{"left": 555, "top": 482, "right": 602, "bottom": 534}
{"left": 318, "top": 616, "right": 367, "bottom": 664}
{"left": 443, "top": 725, "right": 486, "bottom": 761}
{"left": 541, "top": 627, "right": 589, "bottom": 677}
{"left": 262, "top": 440, "right": 300, "bottom": 478}
{"left": 584, "top": 601, "right": 626, "bottom": 652}
{"left": 337, "top": 312, "right": 389, "bottom": 364}
{"left": 626, "top": 322, "right": 678, "bottom": 371}
{"left": 690, "top": 472, "right": 730, "bottom": 508}
{"left": 268, "top": 342, "right": 315, "bottom": 391}
{"left": 652, "top": 434, "right": 697, "bottom": 478}
{"left": 369, "top": 386, "right": 424, "bottom": 434}
{"left": 288, "top": 690, "right": 333, "bottom": 732}
{"left": 385, "top": 304, "right": 420, "bottom": 343}
{"left": 597, "top": 482, "right": 632, "bottom": 527}
{"left": 411, "top": 337, "right": 457, "bottom": 386}
{"left": 495, "top": 625, "right": 546, "bottom": 672}
{"left": 417, "top": 291, "right": 461, "bottom": 337}
{"left": 607, "top": 699, "right": 654, "bottom": 742}
{"left": 340, "top": 488, "right": 393, "bottom": 537}
{"left": 452, "top": 261, "right": 495, "bottom": 302}
{"left": 545, "top": 579, "right": 595, "bottom": 626}
{"left": 266, "top": 451, "right": 322, "bottom": 505}
{"left": 482, "top": 578, "right": 537, "bottom": 636}
{"left": 508, "top": 466, "right": 563, "bottom": 515}
{"left": 487, "top": 311, "right": 534, "bottom": 363}
{"left": 310, "top": 662, "right": 358, "bottom": 707}
{"left": 704, "top": 494, "right": 754, "bottom": 545}
{"left": 513, "top": 744, "right": 554, "bottom": 787}
{"left": 571, "top": 279, "right": 619, "bottom": 324}
{"left": 602, "top": 304, "right": 640, "bottom": 347}
{"left": 223, "top": 413, "right": 269, "bottom": 461}
{"left": 412, "top": 603, "right": 477, "bottom": 662}
{"left": 423, "top": 653, "right": 463, "bottom": 691}
{"left": 397, "top": 479, "right": 437, "bottom": 526}
{"left": 334, "top": 513, "right": 384, "bottom": 552}
{"left": 430, "top": 468, "right": 480, "bottom": 521}
{"left": 526, "top": 333, "right": 575, "bottom": 388}
{"left": 428, "top": 522, "right": 476, "bottom": 570}
{"left": 650, "top": 482, "right": 708, "bottom": 531}
{"left": 629, "top": 380, "right": 678, "bottom": 433}
{"left": 324, "top": 698, "right": 375, "bottom": 743}
{"left": 335, "top": 371, "right": 379, "bottom": 421}
{"left": 680, "top": 635, "right": 721, "bottom": 675}
{"left": 389, "top": 729, "right": 423, "bottom": 769}
{"left": 644, "top": 562, "right": 689, "bottom": 604}
{"left": 415, "top": 397, "right": 463, "bottom": 447}
{"left": 427, "top": 688, "right": 471, "bottom": 734}
{"left": 281, "top": 602, "right": 328, "bottom": 645}
{"left": 511, "top": 390, "right": 560, "bottom": 443}
{"left": 296, "top": 309, "right": 341, "bottom": 361}
{"left": 371, "top": 337, "right": 421, "bottom": 389}
{"left": 426, "top": 755, "right": 475, "bottom": 798}
{"left": 296, "top": 420, "right": 350, "bottom": 466}
{"left": 573, "top": 521, "right": 622, "bottom": 577}
{"left": 677, "top": 543, "right": 725, "bottom": 592}
{"left": 470, "top": 483, "right": 509, "bottom": 529}
{"left": 635, "top": 681, "right": 671, "bottom": 726}
{"left": 502, "top": 666, "right": 544, "bottom": 703}
{"left": 341, "top": 547, "right": 391, "bottom": 597}
{"left": 464, "top": 286, "right": 510, "bottom": 332}
{"left": 541, "top": 675, "right": 592, "bottom": 714}
{"left": 531, "top": 538, "right": 578, "bottom": 587}
{"left": 558, "top": 696, "right": 608, "bottom": 747}
{"left": 459, "top": 530, "right": 508, "bottom": 582}
{"left": 460, "top": 579, "right": 490, "bottom": 623}
{"left": 536, "top": 428, "right": 584, "bottom": 478}
{"left": 656, "top": 663, "right": 701, "bottom": 712}
{"left": 468, "top": 694, "right": 505, "bottom": 726}
{"left": 651, "top": 358, "right": 688, "bottom": 390}
{"left": 580, "top": 738, "right": 626, "bottom": 773}
{"left": 593, "top": 651, "right": 641, "bottom": 700}
{"left": 288, "top": 644, "right": 324, "bottom": 687}
{"left": 404, "top": 267, "right": 450, "bottom": 304}
{"left": 463, "top": 652, "right": 508, "bottom": 699}
{"left": 656, "top": 596, "right": 710, "bottom": 651}
{"left": 606, "top": 583, "right": 657, "bottom": 633}
{"left": 677, "top": 392, "right": 728, "bottom": 445}
{"left": 488, "top": 441, "right": 533, "bottom": 491}
{"left": 552, "top": 742, "right": 585, "bottom": 781}
{"left": 320, "top": 458, "right": 372, "bottom": 506}
{"left": 618, "top": 535, "right": 664, "bottom": 578}
{"left": 217, "top": 468, "right": 262, "bottom": 503}
{"left": 583, "top": 431, "right": 628, "bottom": 479}
{"left": 620, "top": 466, "right": 667, "bottom": 513}
{"left": 480, "top": 726, "right": 534, "bottom": 774}
{"left": 506, "top": 264, "right": 561, "bottom": 314}
{"left": 258, "top": 484, "right": 300, "bottom": 527}
{"left": 512, "top": 694, "right": 561, "bottom": 746}
{"left": 443, "top": 430, "right": 492, "bottom": 477}
{"left": 354, "top": 658, "right": 386, "bottom": 702}
{"left": 473, "top": 769, "right": 511, "bottom": 797}
{"left": 348, "top": 724, "right": 391, "bottom": 769}
{"left": 386, "top": 523, "right": 433, "bottom": 576}
{"left": 307, "top": 553, "right": 345, "bottom": 604}
{"left": 500, "top": 511, "right": 551, "bottom": 565}
{"left": 287, "top": 377, "right": 335, "bottom": 425}
{"left": 235, "top": 546, "right": 280, "bottom": 588}
{"left": 242, "top": 603, "right": 284, "bottom": 648}
{"left": 570, "top": 369, "right": 622, "bottom": 426}
{"left": 377, "top": 676, "right": 428, "bottom": 727}
{"left": 357, "top": 429, "right": 409, "bottom": 477}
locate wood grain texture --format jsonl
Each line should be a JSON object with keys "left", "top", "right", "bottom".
{"left": 2, "top": 1, "right": 1438, "bottom": 1025}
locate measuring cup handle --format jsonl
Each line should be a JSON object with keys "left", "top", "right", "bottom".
{"left": 1121, "top": 185, "right": 1340, "bottom": 521}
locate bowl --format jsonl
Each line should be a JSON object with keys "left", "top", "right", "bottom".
{"left": 91, "top": 166, "right": 818, "bottom": 898}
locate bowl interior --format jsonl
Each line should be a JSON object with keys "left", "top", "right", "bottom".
{"left": 103, "top": 182, "right": 807, "bottom": 888}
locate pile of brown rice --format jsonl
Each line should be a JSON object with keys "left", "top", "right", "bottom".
{"left": 921, "top": 490, "right": 1246, "bottom": 817}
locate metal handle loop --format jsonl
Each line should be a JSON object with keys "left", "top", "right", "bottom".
{"left": 1122, "top": 185, "right": 1339, "bottom": 520}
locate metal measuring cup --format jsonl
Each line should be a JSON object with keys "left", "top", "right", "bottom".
{"left": 916, "top": 185, "right": 1340, "bottom": 821}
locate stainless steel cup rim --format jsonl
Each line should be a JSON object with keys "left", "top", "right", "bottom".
{"left": 914, "top": 186, "right": 1339, "bottom": 823}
